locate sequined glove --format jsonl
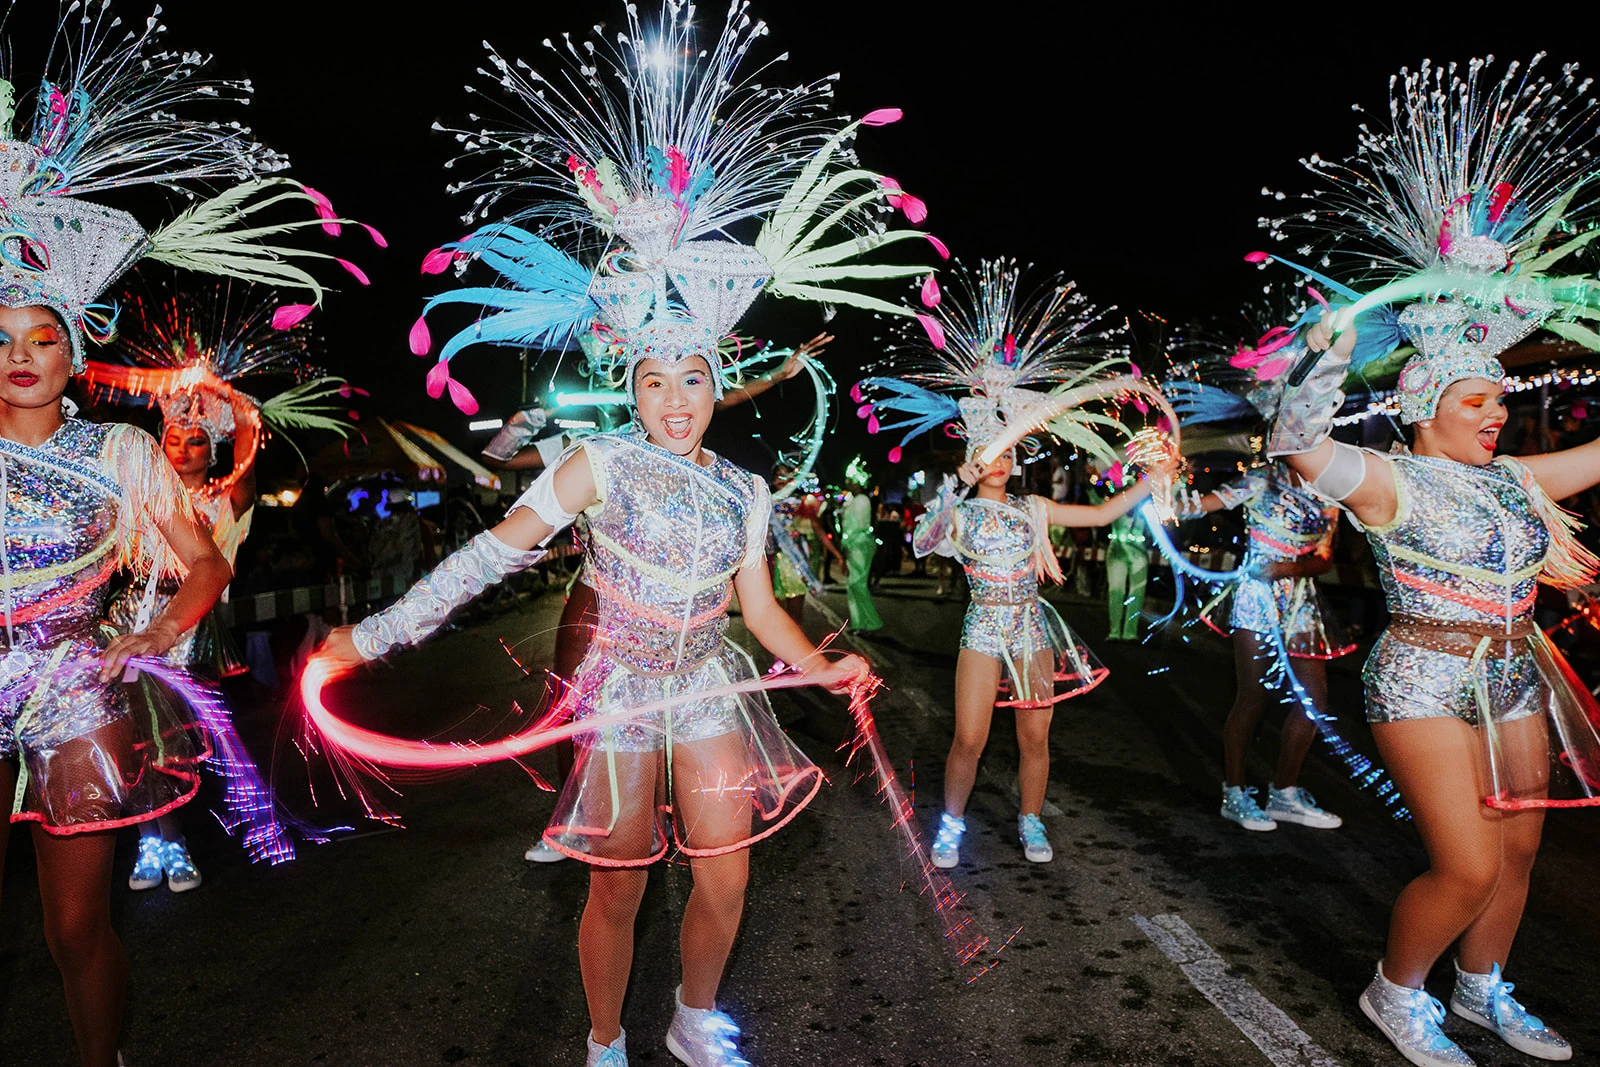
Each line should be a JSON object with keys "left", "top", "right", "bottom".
{"left": 481, "top": 407, "right": 550, "bottom": 462}
{"left": 1174, "top": 487, "right": 1207, "bottom": 520}
{"left": 352, "top": 531, "right": 544, "bottom": 659}
{"left": 912, "top": 475, "right": 965, "bottom": 559}
{"left": 1267, "top": 346, "right": 1350, "bottom": 457}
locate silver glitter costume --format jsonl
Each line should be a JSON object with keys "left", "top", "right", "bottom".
{"left": 1207, "top": 464, "right": 1353, "bottom": 660}
{"left": 0, "top": 418, "right": 200, "bottom": 833}
{"left": 915, "top": 485, "right": 1104, "bottom": 706}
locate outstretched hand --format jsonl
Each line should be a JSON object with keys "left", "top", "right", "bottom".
{"left": 806, "top": 652, "right": 871, "bottom": 695}
{"left": 319, "top": 625, "right": 368, "bottom": 673}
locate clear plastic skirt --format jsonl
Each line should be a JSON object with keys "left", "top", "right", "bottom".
{"left": 542, "top": 641, "right": 825, "bottom": 866}
{"left": 1485, "top": 632, "right": 1600, "bottom": 810}
{"left": 187, "top": 607, "right": 250, "bottom": 680}
{"left": 4, "top": 625, "right": 200, "bottom": 835}
{"left": 964, "top": 598, "right": 1108, "bottom": 708}
{"left": 1203, "top": 575, "right": 1356, "bottom": 660}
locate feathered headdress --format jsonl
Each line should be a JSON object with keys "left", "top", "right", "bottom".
{"left": 407, "top": 0, "right": 941, "bottom": 413}
{"left": 853, "top": 260, "right": 1160, "bottom": 468}
{"left": 81, "top": 282, "right": 360, "bottom": 482}
{"left": 1257, "top": 55, "right": 1600, "bottom": 420}
{"left": 0, "top": 3, "right": 382, "bottom": 370}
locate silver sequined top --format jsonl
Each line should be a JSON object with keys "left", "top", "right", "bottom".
{"left": 577, "top": 433, "right": 768, "bottom": 675}
{"left": 1353, "top": 455, "right": 1547, "bottom": 626}
{"left": 947, "top": 495, "right": 1040, "bottom": 606}
{"left": 1216, "top": 463, "right": 1332, "bottom": 566}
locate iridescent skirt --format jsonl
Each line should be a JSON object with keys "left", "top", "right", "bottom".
{"left": 0, "top": 620, "right": 199, "bottom": 834}
{"left": 962, "top": 597, "right": 1107, "bottom": 708}
{"left": 542, "top": 640, "right": 824, "bottom": 866}
{"left": 1222, "top": 575, "right": 1355, "bottom": 660}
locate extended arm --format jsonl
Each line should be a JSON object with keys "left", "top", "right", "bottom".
{"left": 733, "top": 558, "right": 866, "bottom": 693}
{"left": 1268, "top": 315, "right": 1397, "bottom": 527}
{"left": 228, "top": 391, "right": 259, "bottom": 521}
{"left": 1516, "top": 436, "right": 1600, "bottom": 502}
{"left": 716, "top": 332, "right": 831, "bottom": 410}
{"left": 1043, "top": 479, "right": 1153, "bottom": 528}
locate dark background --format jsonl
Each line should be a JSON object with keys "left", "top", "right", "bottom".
{"left": 8, "top": 1, "right": 1595, "bottom": 476}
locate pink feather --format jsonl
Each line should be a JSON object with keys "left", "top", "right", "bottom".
{"left": 879, "top": 176, "right": 903, "bottom": 194}
{"left": 1305, "top": 285, "right": 1330, "bottom": 311}
{"left": 888, "top": 446, "right": 903, "bottom": 463}
{"left": 271, "top": 304, "right": 315, "bottom": 330}
{"left": 1254, "top": 357, "right": 1293, "bottom": 381}
{"left": 857, "top": 403, "right": 873, "bottom": 419}
{"left": 867, "top": 412, "right": 881, "bottom": 435}
{"left": 917, "top": 313, "right": 946, "bottom": 350}
{"left": 409, "top": 316, "right": 432, "bottom": 357}
{"left": 337, "top": 259, "right": 370, "bottom": 286}
{"left": 861, "top": 108, "right": 903, "bottom": 126}
{"left": 667, "top": 146, "right": 691, "bottom": 199}
{"left": 896, "top": 192, "right": 928, "bottom": 224}
{"left": 361, "top": 223, "right": 389, "bottom": 248}
{"left": 446, "top": 379, "right": 479, "bottom": 416}
{"left": 850, "top": 383, "right": 865, "bottom": 403}
{"left": 302, "top": 185, "right": 342, "bottom": 237}
{"left": 1243, "top": 251, "right": 1272, "bottom": 264}
{"left": 926, "top": 235, "right": 951, "bottom": 260}
{"left": 920, "top": 274, "right": 941, "bottom": 309}
{"left": 421, "top": 247, "right": 456, "bottom": 275}
{"left": 425, "top": 361, "right": 450, "bottom": 399}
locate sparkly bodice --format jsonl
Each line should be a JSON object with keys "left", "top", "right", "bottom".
{"left": 0, "top": 419, "right": 127, "bottom": 629}
{"left": 1239, "top": 465, "right": 1331, "bottom": 564}
{"left": 580, "top": 433, "right": 767, "bottom": 674}
{"left": 951, "top": 495, "right": 1040, "bottom": 604}
{"left": 1358, "top": 455, "right": 1548, "bottom": 626}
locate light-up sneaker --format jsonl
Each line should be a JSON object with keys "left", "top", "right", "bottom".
{"left": 930, "top": 812, "right": 965, "bottom": 869}
{"left": 161, "top": 839, "right": 202, "bottom": 893}
{"left": 1359, "top": 963, "right": 1476, "bottom": 1067}
{"left": 128, "top": 836, "right": 164, "bottom": 891}
{"left": 665, "top": 986, "right": 751, "bottom": 1067}
{"left": 1451, "top": 961, "right": 1570, "bottom": 1061}
{"left": 1266, "top": 784, "right": 1342, "bottom": 829}
{"left": 1018, "top": 813, "right": 1053, "bottom": 863}
{"left": 1220, "top": 785, "right": 1277, "bottom": 832}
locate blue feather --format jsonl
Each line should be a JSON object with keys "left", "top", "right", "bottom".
{"left": 1163, "top": 381, "right": 1260, "bottom": 426}
{"left": 857, "top": 377, "right": 963, "bottom": 450}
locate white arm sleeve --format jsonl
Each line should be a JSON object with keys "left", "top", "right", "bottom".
{"left": 509, "top": 452, "right": 582, "bottom": 545}
{"left": 1308, "top": 441, "right": 1369, "bottom": 501}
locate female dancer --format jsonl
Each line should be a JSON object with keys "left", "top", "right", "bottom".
{"left": 917, "top": 449, "right": 1161, "bottom": 866}
{"left": 0, "top": 10, "right": 371, "bottom": 1060}
{"left": 1263, "top": 55, "right": 1600, "bottom": 1066}
{"left": 321, "top": 351, "right": 869, "bottom": 1065}
{"left": 857, "top": 259, "right": 1174, "bottom": 867}
{"left": 840, "top": 457, "right": 885, "bottom": 633}
{"left": 770, "top": 464, "right": 844, "bottom": 624}
{"left": 1191, "top": 459, "right": 1351, "bottom": 832}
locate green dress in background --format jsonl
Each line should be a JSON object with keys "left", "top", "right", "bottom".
{"left": 841, "top": 492, "right": 884, "bottom": 632}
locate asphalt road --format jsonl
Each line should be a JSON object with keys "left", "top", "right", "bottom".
{"left": 2, "top": 574, "right": 1597, "bottom": 1066}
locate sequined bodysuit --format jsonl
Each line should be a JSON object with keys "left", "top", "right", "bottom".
{"left": 1212, "top": 463, "right": 1352, "bottom": 659}
{"left": 1356, "top": 455, "right": 1548, "bottom": 725}
{"left": 0, "top": 418, "right": 198, "bottom": 831}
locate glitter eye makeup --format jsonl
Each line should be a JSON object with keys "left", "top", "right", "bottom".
{"left": 25, "top": 325, "right": 61, "bottom": 346}
{"left": 0, "top": 330, "right": 12, "bottom": 347}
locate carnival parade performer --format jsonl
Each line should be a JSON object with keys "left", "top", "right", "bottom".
{"left": 857, "top": 259, "right": 1178, "bottom": 869}
{"left": 1096, "top": 463, "right": 1150, "bottom": 642}
{"left": 1261, "top": 56, "right": 1600, "bottom": 1067}
{"left": 85, "top": 284, "right": 359, "bottom": 891}
{"left": 770, "top": 463, "right": 844, "bottom": 624}
{"left": 840, "top": 456, "right": 885, "bottom": 632}
{"left": 0, "top": 7, "right": 375, "bottom": 1059}
{"left": 314, "top": 4, "right": 932, "bottom": 1062}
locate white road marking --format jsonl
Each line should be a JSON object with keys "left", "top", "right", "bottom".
{"left": 1133, "top": 912, "right": 1342, "bottom": 1067}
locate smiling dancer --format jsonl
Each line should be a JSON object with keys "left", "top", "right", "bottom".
{"left": 318, "top": 4, "right": 933, "bottom": 1063}
{"left": 858, "top": 260, "right": 1176, "bottom": 868}
{"left": 1262, "top": 56, "right": 1600, "bottom": 1067}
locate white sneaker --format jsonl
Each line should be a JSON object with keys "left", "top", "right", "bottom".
{"left": 930, "top": 812, "right": 965, "bottom": 869}
{"left": 1220, "top": 785, "right": 1276, "bottom": 832}
{"left": 161, "top": 840, "right": 202, "bottom": 893}
{"left": 586, "top": 1028, "right": 628, "bottom": 1066}
{"left": 1266, "top": 784, "right": 1342, "bottom": 829}
{"left": 1018, "top": 813, "right": 1053, "bottom": 863}
{"left": 665, "top": 986, "right": 750, "bottom": 1066}
{"left": 1359, "top": 963, "right": 1476, "bottom": 1067}
{"left": 525, "top": 838, "right": 568, "bottom": 863}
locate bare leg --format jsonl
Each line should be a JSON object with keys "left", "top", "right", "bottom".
{"left": 944, "top": 650, "right": 1002, "bottom": 818}
{"left": 1273, "top": 656, "right": 1326, "bottom": 789}
{"left": 1014, "top": 704, "right": 1054, "bottom": 815}
{"left": 1221, "top": 630, "right": 1273, "bottom": 787}
{"left": 673, "top": 734, "right": 755, "bottom": 1011}
{"left": 34, "top": 827, "right": 126, "bottom": 1067}
{"left": 1373, "top": 717, "right": 1503, "bottom": 988}
{"left": 1458, "top": 712, "right": 1547, "bottom": 973}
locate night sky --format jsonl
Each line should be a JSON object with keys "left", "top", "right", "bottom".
{"left": 12, "top": 1, "right": 1598, "bottom": 477}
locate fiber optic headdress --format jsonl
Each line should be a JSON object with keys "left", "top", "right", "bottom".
{"left": 853, "top": 260, "right": 1166, "bottom": 469}
{"left": 407, "top": 0, "right": 943, "bottom": 414}
{"left": 81, "top": 283, "right": 360, "bottom": 482}
{"left": 1257, "top": 55, "right": 1600, "bottom": 422}
{"left": 0, "top": 3, "right": 384, "bottom": 371}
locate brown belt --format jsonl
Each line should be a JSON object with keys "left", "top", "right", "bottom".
{"left": 1386, "top": 613, "right": 1534, "bottom": 658}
